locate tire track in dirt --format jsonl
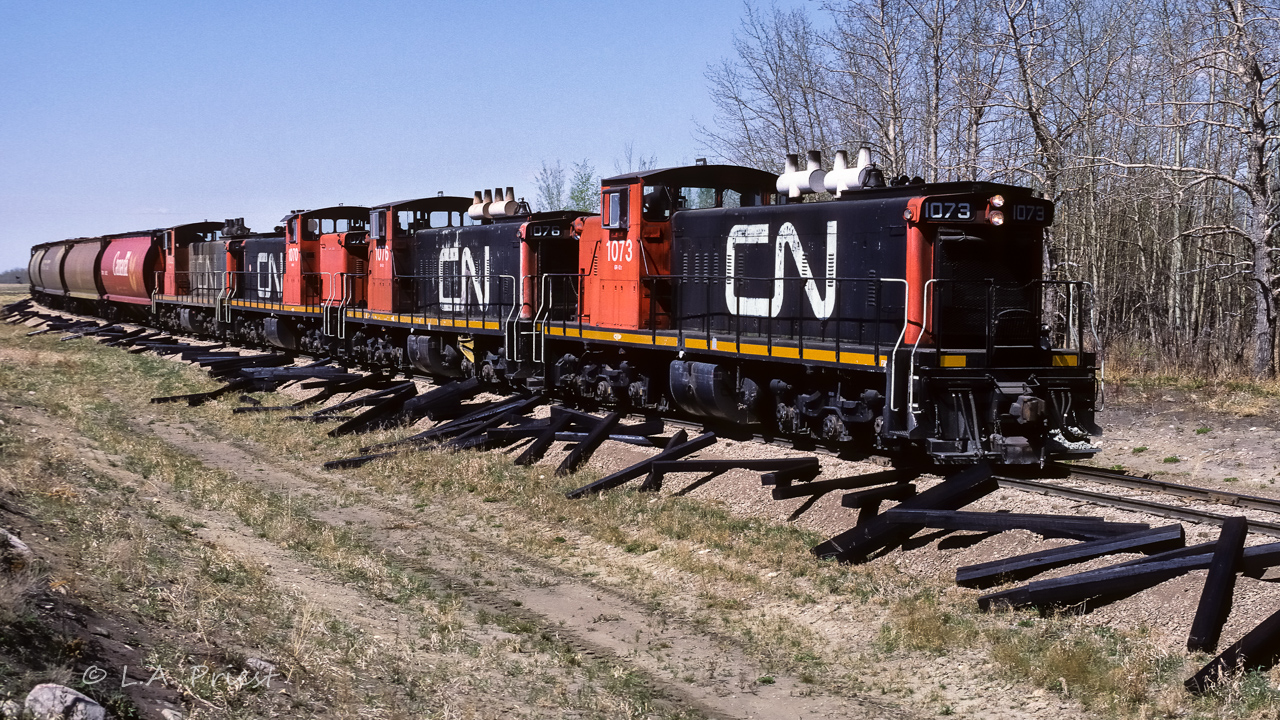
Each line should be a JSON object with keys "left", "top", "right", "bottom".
{"left": 144, "top": 419, "right": 909, "bottom": 720}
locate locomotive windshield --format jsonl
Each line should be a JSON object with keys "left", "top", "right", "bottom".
{"left": 641, "top": 185, "right": 768, "bottom": 221}
{"left": 395, "top": 209, "right": 466, "bottom": 234}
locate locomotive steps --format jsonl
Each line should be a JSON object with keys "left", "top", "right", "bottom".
{"left": 7, "top": 299, "right": 1280, "bottom": 717}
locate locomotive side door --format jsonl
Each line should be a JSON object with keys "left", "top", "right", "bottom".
{"left": 580, "top": 184, "right": 643, "bottom": 329}
{"left": 284, "top": 216, "right": 320, "bottom": 307}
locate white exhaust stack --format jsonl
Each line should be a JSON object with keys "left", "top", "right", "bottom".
{"left": 824, "top": 147, "right": 873, "bottom": 197}
{"left": 489, "top": 186, "right": 519, "bottom": 218}
{"left": 776, "top": 150, "right": 826, "bottom": 198}
{"left": 468, "top": 191, "right": 486, "bottom": 220}
{"left": 483, "top": 189, "right": 495, "bottom": 218}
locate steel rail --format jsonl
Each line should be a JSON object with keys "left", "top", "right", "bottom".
{"left": 1056, "top": 463, "right": 1280, "bottom": 516}
{"left": 995, "top": 475, "right": 1280, "bottom": 538}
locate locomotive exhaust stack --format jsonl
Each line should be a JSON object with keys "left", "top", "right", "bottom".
{"left": 468, "top": 187, "right": 520, "bottom": 220}
{"left": 488, "top": 187, "right": 518, "bottom": 218}
{"left": 824, "top": 147, "right": 873, "bottom": 197}
{"left": 468, "top": 191, "right": 486, "bottom": 219}
{"left": 777, "top": 150, "right": 826, "bottom": 198}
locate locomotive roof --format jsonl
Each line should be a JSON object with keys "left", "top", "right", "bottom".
{"left": 371, "top": 196, "right": 472, "bottom": 211}
{"left": 603, "top": 164, "right": 778, "bottom": 191}
{"left": 168, "top": 221, "right": 225, "bottom": 233}
{"left": 280, "top": 205, "right": 371, "bottom": 222}
{"left": 829, "top": 179, "right": 1043, "bottom": 199}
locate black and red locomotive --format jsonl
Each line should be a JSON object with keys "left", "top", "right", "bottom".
{"left": 28, "top": 150, "right": 1101, "bottom": 466}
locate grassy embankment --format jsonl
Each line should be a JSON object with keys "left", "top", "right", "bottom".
{"left": 2, "top": 289, "right": 1279, "bottom": 718}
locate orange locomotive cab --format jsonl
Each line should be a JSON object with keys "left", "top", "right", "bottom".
{"left": 280, "top": 206, "right": 369, "bottom": 308}
{"left": 577, "top": 165, "right": 777, "bottom": 331}
{"left": 366, "top": 196, "right": 472, "bottom": 314}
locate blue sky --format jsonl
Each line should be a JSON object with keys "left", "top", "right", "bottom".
{"left": 0, "top": 0, "right": 802, "bottom": 271}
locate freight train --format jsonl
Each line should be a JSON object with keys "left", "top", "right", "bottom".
{"left": 27, "top": 150, "right": 1101, "bottom": 465}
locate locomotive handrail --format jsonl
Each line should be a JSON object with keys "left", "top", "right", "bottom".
{"left": 913, "top": 278, "right": 1097, "bottom": 354}
{"left": 159, "top": 269, "right": 231, "bottom": 305}
{"left": 908, "top": 278, "right": 942, "bottom": 414}
{"left": 641, "top": 273, "right": 908, "bottom": 356}
{"left": 498, "top": 274, "right": 521, "bottom": 362}
{"left": 535, "top": 273, "right": 587, "bottom": 363}
{"left": 907, "top": 277, "right": 1100, "bottom": 417}
{"left": 876, "top": 278, "right": 911, "bottom": 413}
{"left": 391, "top": 272, "right": 517, "bottom": 332}
{"left": 1040, "top": 279, "right": 1104, "bottom": 409}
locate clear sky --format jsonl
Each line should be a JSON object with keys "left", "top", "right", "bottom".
{"left": 0, "top": 0, "right": 798, "bottom": 272}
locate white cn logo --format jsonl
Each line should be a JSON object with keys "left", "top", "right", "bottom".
{"left": 439, "top": 244, "right": 490, "bottom": 311}
{"left": 256, "top": 252, "right": 282, "bottom": 299}
{"left": 725, "top": 221, "right": 837, "bottom": 318}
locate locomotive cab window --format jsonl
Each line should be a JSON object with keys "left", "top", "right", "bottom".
{"left": 669, "top": 187, "right": 744, "bottom": 211}
{"left": 642, "top": 185, "right": 672, "bottom": 221}
{"left": 396, "top": 211, "right": 421, "bottom": 234}
{"left": 602, "top": 189, "right": 628, "bottom": 229}
{"left": 319, "top": 218, "right": 367, "bottom": 234}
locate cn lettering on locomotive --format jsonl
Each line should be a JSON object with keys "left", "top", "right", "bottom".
{"left": 722, "top": 222, "right": 838, "bottom": 320}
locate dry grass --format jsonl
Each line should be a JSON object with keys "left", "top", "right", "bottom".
{"left": 0, "top": 569, "right": 41, "bottom": 627}
{"left": 0, "top": 314, "right": 703, "bottom": 719}
{"left": 1105, "top": 340, "right": 1280, "bottom": 416}
{"left": 8, "top": 303, "right": 1280, "bottom": 717}
{"left": 877, "top": 592, "right": 977, "bottom": 655}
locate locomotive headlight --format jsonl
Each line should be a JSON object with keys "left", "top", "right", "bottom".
{"left": 903, "top": 208, "right": 913, "bottom": 221}
{"left": 988, "top": 210, "right": 1005, "bottom": 226}
{"left": 989, "top": 194, "right": 1005, "bottom": 208}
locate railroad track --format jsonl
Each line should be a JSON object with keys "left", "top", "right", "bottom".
{"left": 995, "top": 475, "right": 1280, "bottom": 538}
{"left": 18, "top": 297, "right": 1280, "bottom": 692}
{"left": 18, "top": 301, "right": 1280, "bottom": 537}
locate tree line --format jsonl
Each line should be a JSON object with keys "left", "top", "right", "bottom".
{"left": 699, "top": 0, "right": 1280, "bottom": 378}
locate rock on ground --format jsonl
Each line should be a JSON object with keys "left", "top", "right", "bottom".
{"left": 23, "top": 684, "right": 105, "bottom": 720}
{"left": 0, "top": 529, "right": 32, "bottom": 572}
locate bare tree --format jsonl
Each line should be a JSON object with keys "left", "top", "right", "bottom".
{"left": 823, "top": 0, "right": 916, "bottom": 175}
{"left": 698, "top": 3, "right": 838, "bottom": 169}
{"left": 1092, "top": 0, "right": 1280, "bottom": 376}
{"left": 614, "top": 142, "right": 658, "bottom": 175}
